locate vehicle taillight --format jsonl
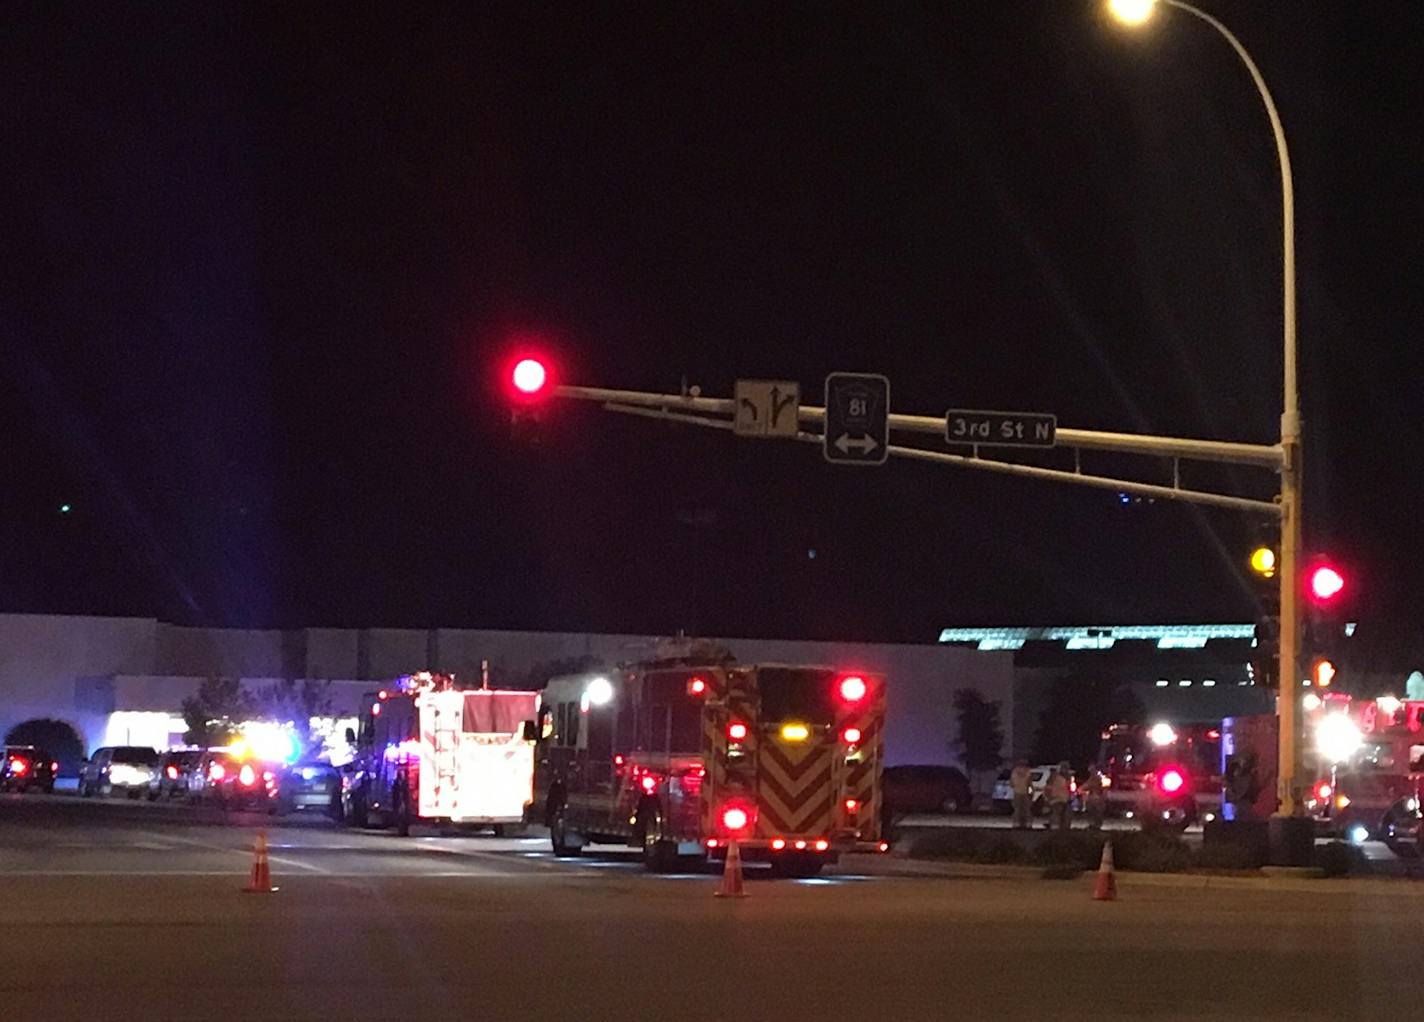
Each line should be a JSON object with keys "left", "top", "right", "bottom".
{"left": 794, "top": 839, "right": 807, "bottom": 850}
{"left": 813, "top": 839, "right": 829, "bottom": 852}
{"left": 166, "top": 766, "right": 179, "bottom": 780}
{"left": 1314, "top": 781, "right": 1333, "bottom": 801}
{"left": 841, "top": 727, "right": 862, "bottom": 745}
{"left": 771, "top": 838, "right": 786, "bottom": 850}
{"left": 1158, "top": 768, "right": 1185, "bottom": 794}
{"left": 727, "top": 721, "right": 748, "bottom": 742}
{"left": 10, "top": 758, "right": 28, "bottom": 775}
{"left": 640, "top": 775, "right": 658, "bottom": 795}
{"left": 687, "top": 676, "right": 708, "bottom": 696}
{"left": 209, "top": 763, "right": 226, "bottom": 781}
{"left": 238, "top": 764, "right": 256, "bottom": 787}
{"left": 51, "top": 761, "right": 59, "bottom": 773}
{"left": 838, "top": 675, "right": 868, "bottom": 702}
{"left": 844, "top": 798, "right": 859, "bottom": 814}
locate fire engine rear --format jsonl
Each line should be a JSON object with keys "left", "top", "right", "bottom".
{"left": 345, "top": 672, "right": 539, "bottom": 835}
{"left": 1096, "top": 721, "right": 1223, "bottom": 831}
{"left": 534, "top": 659, "right": 888, "bottom": 877}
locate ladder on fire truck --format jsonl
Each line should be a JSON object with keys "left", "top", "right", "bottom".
{"left": 430, "top": 694, "right": 461, "bottom": 814}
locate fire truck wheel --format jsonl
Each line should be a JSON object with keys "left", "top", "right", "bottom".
{"left": 549, "top": 802, "right": 581, "bottom": 858}
{"left": 639, "top": 806, "right": 676, "bottom": 873}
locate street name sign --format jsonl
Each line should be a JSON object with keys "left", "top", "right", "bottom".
{"left": 734, "top": 379, "right": 800, "bottom": 438}
{"left": 945, "top": 409, "right": 1057, "bottom": 448}
{"left": 823, "top": 372, "right": 890, "bottom": 465}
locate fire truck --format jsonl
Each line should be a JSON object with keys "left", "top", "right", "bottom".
{"left": 344, "top": 671, "right": 540, "bottom": 836}
{"left": 532, "top": 656, "right": 888, "bottom": 877}
{"left": 1298, "top": 696, "right": 1424, "bottom": 842}
{"left": 1095, "top": 721, "right": 1223, "bottom": 831}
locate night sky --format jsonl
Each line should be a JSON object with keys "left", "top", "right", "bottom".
{"left": 3, "top": 3, "right": 1420, "bottom": 647}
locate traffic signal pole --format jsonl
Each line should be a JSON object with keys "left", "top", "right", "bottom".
{"left": 556, "top": 379, "right": 1299, "bottom": 816}
{"left": 546, "top": 0, "right": 1307, "bottom": 824}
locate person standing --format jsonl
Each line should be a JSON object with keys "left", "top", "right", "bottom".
{"left": 1084, "top": 769, "right": 1107, "bottom": 830}
{"left": 1046, "top": 763, "right": 1072, "bottom": 830}
{"left": 1009, "top": 758, "right": 1033, "bottom": 830}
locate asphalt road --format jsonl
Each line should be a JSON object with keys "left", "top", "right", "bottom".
{"left": 3, "top": 793, "right": 1420, "bottom": 1021}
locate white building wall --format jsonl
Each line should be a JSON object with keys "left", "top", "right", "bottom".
{"left": 0, "top": 615, "right": 156, "bottom": 748}
{"left": 155, "top": 624, "right": 285, "bottom": 676}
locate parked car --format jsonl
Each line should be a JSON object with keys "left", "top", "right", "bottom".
{"left": 78, "top": 746, "right": 160, "bottom": 798}
{"left": 149, "top": 749, "right": 204, "bottom": 801}
{"left": 190, "top": 749, "right": 278, "bottom": 810}
{"left": 882, "top": 765, "right": 974, "bottom": 819}
{"left": 2, "top": 745, "right": 57, "bottom": 793}
{"left": 275, "top": 757, "right": 342, "bottom": 819}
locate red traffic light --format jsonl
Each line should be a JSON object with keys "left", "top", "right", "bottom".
{"left": 1308, "top": 564, "right": 1345, "bottom": 603}
{"left": 511, "top": 358, "right": 549, "bottom": 396}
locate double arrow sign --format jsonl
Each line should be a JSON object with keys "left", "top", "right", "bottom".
{"left": 736, "top": 373, "right": 1056, "bottom": 465}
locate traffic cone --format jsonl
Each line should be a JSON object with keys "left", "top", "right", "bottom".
{"left": 715, "top": 840, "right": 747, "bottom": 898}
{"left": 243, "top": 830, "right": 277, "bottom": 894}
{"left": 1092, "top": 840, "right": 1116, "bottom": 902}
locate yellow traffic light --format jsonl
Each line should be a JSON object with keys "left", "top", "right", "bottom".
{"left": 1249, "top": 546, "right": 1277, "bottom": 578}
{"left": 1313, "top": 658, "right": 1336, "bottom": 688}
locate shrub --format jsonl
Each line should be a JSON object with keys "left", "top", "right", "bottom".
{"left": 1113, "top": 831, "right": 1192, "bottom": 873}
{"left": 1032, "top": 832, "right": 1103, "bottom": 869}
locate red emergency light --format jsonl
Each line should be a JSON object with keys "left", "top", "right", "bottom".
{"left": 166, "top": 765, "right": 179, "bottom": 780}
{"left": 1158, "top": 768, "right": 1186, "bottom": 794}
{"left": 687, "top": 676, "right": 708, "bottom": 696}
{"left": 838, "top": 675, "right": 868, "bottom": 702}
{"left": 841, "top": 727, "right": 862, "bottom": 745}
{"left": 9, "top": 758, "right": 27, "bottom": 776}
{"left": 720, "top": 804, "right": 754, "bottom": 833}
{"left": 640, "top": 774, "right": 658, "bottom": 795}
{"left": 727, "top": 721, "right": 748, "bottom": 742}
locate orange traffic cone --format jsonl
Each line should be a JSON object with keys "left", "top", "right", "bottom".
{"left": 243, "top": 830, "right": 278, "bottom": 894}
{"left": 1092, "top": 840, "right": 1116, "bottom": 902}
{"left": 715, "top": 840, "right": 747, "bottom": 898}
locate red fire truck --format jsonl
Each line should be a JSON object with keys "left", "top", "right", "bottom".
{"left": 1096, "top": 721, "right": 1222, "bottom": 831}
{"left": 533, "top": 657, "right": 888, "bottom": 877}
{"left": 1298, "top": 696, "right": 1424, "bottom": 842}
{"left": 344, "top": 672, "right": 540, "bottom": 836}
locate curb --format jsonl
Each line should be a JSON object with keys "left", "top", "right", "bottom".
{"left": 878, "top": 854, "right": 1424, "bottom": 894}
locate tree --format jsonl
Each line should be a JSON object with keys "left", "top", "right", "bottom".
{"left": 248, "top": 679, "right": 333, "bottom": 743}
{"left": 5, "top": 718, "right": 84, "bottom": 772}
{"left": 952, "top": 688, "right": 1004, "bottom": 774}
{"left": 181, "top": 677, "right": 253, "bottom": 747}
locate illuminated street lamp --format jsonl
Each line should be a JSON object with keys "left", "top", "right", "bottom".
{"left": 1107, "top": 0, "right": 1156, "bottom": 26}
{"left": 1111, "top": 0, "right": 1305, "bottom": 816}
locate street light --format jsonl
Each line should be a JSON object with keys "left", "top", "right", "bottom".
{"left": 1107, "top": 0, "right": 1156, "bottom": 26}
{"left": 1113, "top": 0, "right": 1303, "bottom": 815}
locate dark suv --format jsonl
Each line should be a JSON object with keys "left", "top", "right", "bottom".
{"left": 2, "top": 745, "right": 56, "bottom": 793}
{"left": 882, "top": 764, "right": 974, "bottom": 819}
{"left": 149, "top": 749, "right": 204, "bottom": 801}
